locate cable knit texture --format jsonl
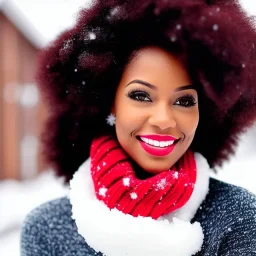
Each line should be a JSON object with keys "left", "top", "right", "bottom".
{"left": 90, "top": 135, "right": 196, "bottom": 219}
{"left": 21, "top": 178, "right": 256, "bottom": 256}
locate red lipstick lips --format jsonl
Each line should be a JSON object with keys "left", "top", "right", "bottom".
{"left": 137, "top": 134, "right": 178, "bottom": 157}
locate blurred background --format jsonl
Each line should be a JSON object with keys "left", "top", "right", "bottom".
{"left": 0, "top": 0, "right": 256, "bottom": 255}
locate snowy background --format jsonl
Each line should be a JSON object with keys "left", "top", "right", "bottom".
{"left": 0, "top": 0, "right": 256, "bottom": 255}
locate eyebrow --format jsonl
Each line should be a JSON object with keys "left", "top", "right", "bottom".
{"left": 126, "top": 79, "right": 197, "bottom": 92}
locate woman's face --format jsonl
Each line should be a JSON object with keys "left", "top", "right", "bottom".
{"left": 113, "top": 46, "right": 199, "bottom": 174}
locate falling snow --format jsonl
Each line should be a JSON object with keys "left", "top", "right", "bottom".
{"left": 62, "top": 39, "right": 73, "bottom": 52}
{"left": 176, "top": 24, "right": 182, "bottom": 30}
{"left": 212, "top": 24, "right": 219, "bottom": 31}
{"left": 123, "top": 178, "right": 130, "bottom": 187}
{"left": 130, "top": 192, "right": 138, "bottom": 200}
{"left": 156, "top": 178, "right": 167, "bottom": 190}
{"left": 109, "top": 7, "right": 120, "bottom": 17}
{"left": 173, "top": 172, "right": 179, "bottom": 179}
{"left": 170, "top": 35, "right": 177, "bottom": 42}
{"left": 88, "top": 32, "right": 96, "bottom": 40}
{"left": 99, "top": 187, "right": 107, "bottom": 197}
{"left": 106, "top": 113, "right": 116, "bottom": 126}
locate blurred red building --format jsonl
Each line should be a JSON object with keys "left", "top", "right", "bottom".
{"left": 0, "top": 1, "right": 48, "bottom": 180}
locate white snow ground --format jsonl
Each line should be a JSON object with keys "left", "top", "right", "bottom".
{"left": 0, "top": 125, "right": 256, "bottom": 255}
{"left": 0, "top": 171, "right": 68, "bottom": 255}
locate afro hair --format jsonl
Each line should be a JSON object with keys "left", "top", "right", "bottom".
{"left": 36, "top": 0, "right": 256, "bottom": 182}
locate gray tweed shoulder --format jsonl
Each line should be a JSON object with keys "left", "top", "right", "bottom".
{"left": 20, "top": 178, "right": 256, "bottom": 256}
{"left": 20, "top": 196, "right": 101, "bottom": 256}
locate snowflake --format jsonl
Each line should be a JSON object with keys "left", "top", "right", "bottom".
{"left": 109, "top": 6, "right": 120, "bottom": 16}
{"left": 212, "top": 24, "right": 219, "bottom": 31}
{"left": 74, "top": 68, "right": 78, "bottom": 72}
{"left": 176, "top": 24, "right": 182, "bottom": 30}
{"left": 62, "top": 39, "right": 72, "bottom": 51}
{"left": 156, "top": 178, "right": 167, "bottom": 190}
{"left": 106, "top": 113, "right": 116, "bottom": 126}
{"left": 97, "top": 165, "right": 100, "bottom": 171}
{"left": 103, "top": 162, "right": 106, "bottom": 166}
{"left": 170, "top": 35, "right": 177, "bottom": 42}
{"left": 123, "top": 177, "right": 130, "bottom": 187}
{"left": 228, "top": 227, "right": 232, "bottom": 232}
{"left": 106, "top": 6, "right": 121, "bottom": 21}
{"left": 242, "top": 63, "right": 246, "bottom": 68}
{"left": 130, "top": 192, "right": 138, "bottom": 200}
{"left": 173, "top": 172, "right": 179, "bottom": 179}
{"left": 99, "top": 187, "right": 107, "bottom": 197}
{"left": 88, "top": 32, "right": 96, "bottom": 40}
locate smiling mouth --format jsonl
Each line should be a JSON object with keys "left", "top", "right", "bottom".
{"left": 136, "top": 136, "right": 180, "bottom": 157}
{"left": 136, "top": 136, "right": 180, "bottom": 148}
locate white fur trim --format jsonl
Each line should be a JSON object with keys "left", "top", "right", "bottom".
{"left": 69, "top": 153, "right": 210, "bottom": 256}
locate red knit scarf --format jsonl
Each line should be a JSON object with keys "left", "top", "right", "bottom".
{"left": 90, "top": 135, "right": 197, "bottom": 220}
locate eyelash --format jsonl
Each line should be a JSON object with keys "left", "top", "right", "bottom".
{"left": 126, "top": 89, "right": 197, "bottom": 108}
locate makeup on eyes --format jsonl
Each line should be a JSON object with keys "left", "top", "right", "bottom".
{"left": 125, "top": 79, "right": 198, "bottom": 92}
{"left": 126, "top": 87, "right": 197, "bottom": 107}
{"left": 126, "top": 87, "right": 151, "bottom": 102}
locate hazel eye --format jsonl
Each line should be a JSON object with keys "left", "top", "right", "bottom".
{"left": 174, "top": 95, "right": 197, "bottom": 108}
{"left": 127, "top": 90, "right": 152, "bottom": 102}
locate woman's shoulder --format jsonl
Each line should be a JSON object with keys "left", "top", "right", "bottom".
{"left": 208, "top": 178, "right": 256, "bottom": 208}
{"left": 194, "top": 178, "right": 256, "bottom": 255}
{"left": 21, "top": 197, "right": 95, "bottom": 256}
{"left": 21, "top": 197, "right": 73, "bottom": 231}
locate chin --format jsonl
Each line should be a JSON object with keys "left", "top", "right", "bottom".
{"left": 141, "top": 163, "right": 173, "bottom": 174}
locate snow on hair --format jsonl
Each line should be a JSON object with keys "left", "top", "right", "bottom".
{"left": 36, "top": 0, "right": 256, "bottom": 182}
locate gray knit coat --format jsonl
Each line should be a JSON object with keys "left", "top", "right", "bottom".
{"left": 21, "top": 177, "right": 256, "bottom": 256}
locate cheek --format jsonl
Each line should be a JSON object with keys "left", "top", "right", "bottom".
{"left": 115, "top": 103, "right": 142, "bottom": 138}
{"left": 175, "top": 110, "right": 199, "bottom": 137}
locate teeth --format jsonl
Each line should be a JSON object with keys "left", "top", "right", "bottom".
{"left": 159, "top": 141, "right": 165, "bottom": 147}
{"left": 140, "top": 137, "right": 175, "bottom": 147}
{"left": 154, "top": 141, "right": 160, "bottom": 147}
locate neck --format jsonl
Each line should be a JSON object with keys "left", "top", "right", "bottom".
{"left": 129, "top": 157, "right": 154, "bottom": 180}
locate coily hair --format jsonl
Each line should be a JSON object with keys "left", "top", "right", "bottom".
{"left": 36, "top": 0, "right": 256, "bottom": 182}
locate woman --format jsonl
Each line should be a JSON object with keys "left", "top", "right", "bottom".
{"left": 21, "top": 0, "right": 256, "bottom": 255}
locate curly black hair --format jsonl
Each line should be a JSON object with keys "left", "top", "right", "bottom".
{"left": 36, "top": 0, "right": 256, "bottom": 182}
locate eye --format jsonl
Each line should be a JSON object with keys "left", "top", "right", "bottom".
{"left": 174, "top": 95, "right": 197, "bottom": 108}
{"left": 127, "top": 89, "right": 152, "bottom": 102}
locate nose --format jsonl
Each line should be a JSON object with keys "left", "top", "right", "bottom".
{"left": 148, "top": 103, "right": 176, "bottom": 130}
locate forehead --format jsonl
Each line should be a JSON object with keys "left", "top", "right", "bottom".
{"left": 121, "top": 46, "right": 191, "bottom": 88}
